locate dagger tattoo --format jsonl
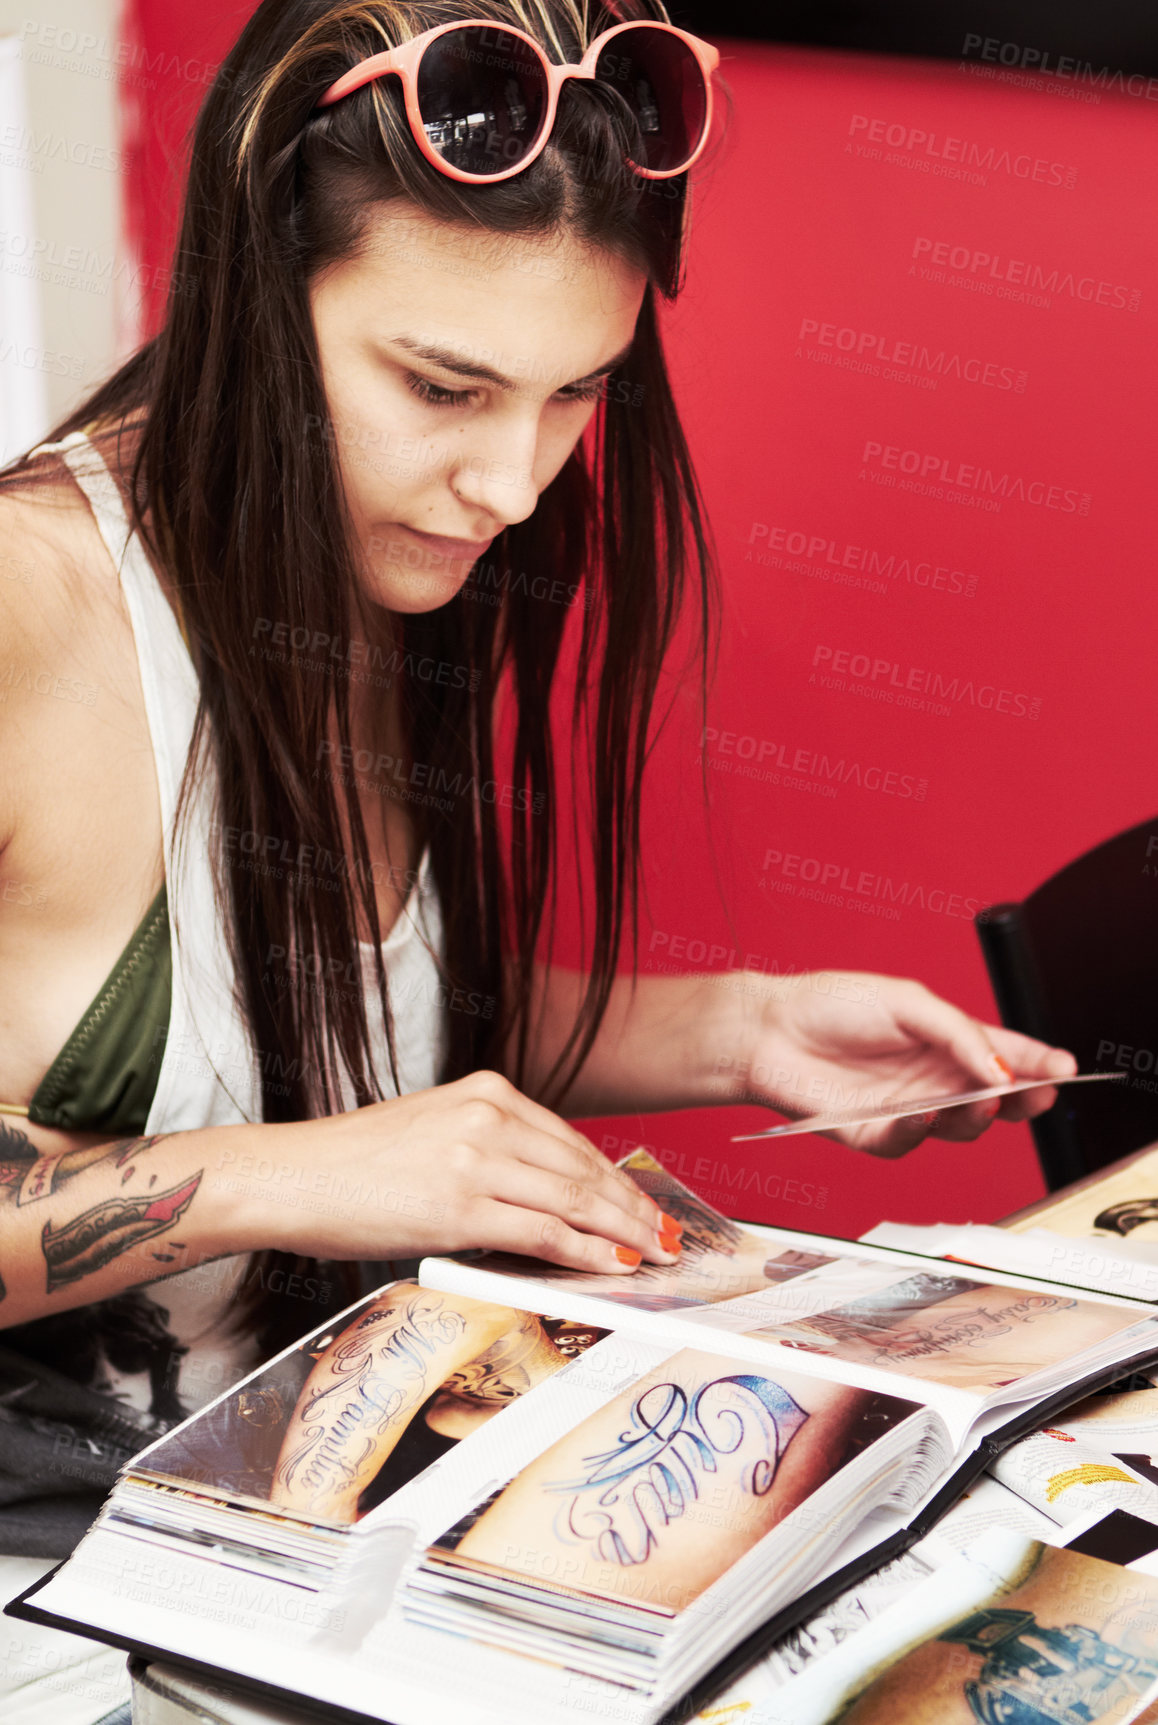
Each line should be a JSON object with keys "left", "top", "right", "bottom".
{"left": 41, "top": 1174, "right": 202, "bottom": 1294}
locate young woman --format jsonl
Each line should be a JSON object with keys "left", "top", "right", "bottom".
{"left": 0, "top": 1, "right": 1073, "bottom": 1717}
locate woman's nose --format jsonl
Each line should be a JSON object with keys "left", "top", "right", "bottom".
{"left": 449, "top": 426, "right": 541, "bottom": 526}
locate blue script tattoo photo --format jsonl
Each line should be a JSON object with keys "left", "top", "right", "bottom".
{"left": 552, "top": 1375, "right": 809, "bottom": 1567}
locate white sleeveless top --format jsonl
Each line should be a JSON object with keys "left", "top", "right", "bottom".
{"left": 30, "top": 428, "right": 448, "bottom": 1423}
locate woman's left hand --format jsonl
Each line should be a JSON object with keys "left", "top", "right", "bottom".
{"left": 711, "top": 970, "right": 1077, "bottom": 1157}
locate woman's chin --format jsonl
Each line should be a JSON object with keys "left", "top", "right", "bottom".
{"left": 362, "top": 557, "right": 474, "bottom": 614}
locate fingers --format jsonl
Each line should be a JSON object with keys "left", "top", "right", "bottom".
{"left": 985, "top": 1027, "right": 1076, "bottom": 1121}
{"left": 446, "top": 1071, "right": 599, "bottom": 1161}
{"left": 444, "top": 1072, "right": 666, "bottom": 1235}
{"left": 504, "top": 1124, "right": 665, "bottom": 1233}
{"left": 889, "top": 982, "right": 1019, "bottom": 1088}
{"left": 480, "top": 1158, "right": 681, "bottom": 1267}
{"left": 876, "top": 987, "right": 1077, "bottom": 1141}
{"left": 845, "top": 1095, "right": 1005, "bottom": 1156}
{"left": 996, "top": 1084, "right": 1059, "bottom": 1123}
{"left": 926, "top": 1098, "right": 1003, "bottom": 1141}
{"left": 985, "top": 1027, "right": 1078, "bottom": 1080}
{"left": 890, "top": 983, "right": 1076, "bottom": 1097}
{"left": 466, "top": 1197, "right": 671, "bottom": 1276}
{"left": 438, "top": 1073, "right": 674, "bottom": 1259}
{"left": 842, "top": 1111, "right": 940, "bottom": 1160}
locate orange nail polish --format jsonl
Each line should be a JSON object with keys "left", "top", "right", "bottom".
{"left": 660, "top": 1212, "right": 683, "bottom": 1235}
{"left": 659, "top": 1231, "right": 682, "bottom": 1254}
{"left": 615, "top": 1247, "right": 641, "bottom": 1266}
{"left": 993, "top": 1055, "right": 1014, "bottom": 1080}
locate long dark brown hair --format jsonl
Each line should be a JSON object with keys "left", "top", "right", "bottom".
{"left": 1, "top": 0, "right": 717, "bottom": 1349}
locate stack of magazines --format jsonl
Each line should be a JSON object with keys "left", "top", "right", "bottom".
{"left": 13, "top": 1152, "right": 1158, "bottom": 1725}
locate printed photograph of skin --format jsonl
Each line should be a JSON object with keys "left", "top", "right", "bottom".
{"left": 745, "top": 1270, "right": 1141, "bottom": 1394}
{"left": 1007, "top": 1146, "right": 1158, "bottom": 1243}
{"left": 138, "top": 1283, "right": 605, "bottom": 1523}
{"left": 835, "top": 1541, "right": 1158, "bottom": 1725}
{"left": 1060, "top": 1384, "right": 1158, "bottom": 1447}
{"left": 470, "top": 1149, "right": 839, "bottom": 1310}
{"left": 429, "top": 1347, "right": 917, "bottom": 1615}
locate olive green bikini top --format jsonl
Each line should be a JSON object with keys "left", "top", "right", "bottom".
{"left": 0, "top": 885, "right": 172, "bottom": 1138}
{"left": 0, "top": 420, "right": 177, "bottom": 1141}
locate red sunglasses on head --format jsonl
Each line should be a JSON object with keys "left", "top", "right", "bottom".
{"left": 316, "top": 19, "right": 719, "bottom": 184}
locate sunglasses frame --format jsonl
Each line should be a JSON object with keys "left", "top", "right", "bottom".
{"left": 316, "top": 19, "right": 719, "bottom": 183}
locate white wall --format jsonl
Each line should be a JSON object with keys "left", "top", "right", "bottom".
{"left": 0, "top": 0, "right": 124, "bottom": 453}
{"left": 0, "top": 37, "right": 45, "bottom": 462}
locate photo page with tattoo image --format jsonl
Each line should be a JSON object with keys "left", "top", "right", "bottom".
{"left": 72, "top": 1280, "right": 607, "bottom": 1589}
{"left": 686, "top": 1365, "right": 1158, "bottom": 1725}
{"left": 18, "top": 1171, "right": 1158, "bottom": 1725}
{"left": 400, "top": 1333, "right": 1158, "bottom": 1707}
{"left": 421, "top": 1148, "right": 850, "bottom": 1316}
{"left": 406, "top": 1345, "right": 943, "bottom": 1695}
{"left": 698, "top": 1527, "right": 1158, "bottom": 1725}
{"left": 422, "top": 1151, "right": 1158, "bottom": 1451}
{"left": 1006, "top": 1142, "right": 1158, "bottom": 1249}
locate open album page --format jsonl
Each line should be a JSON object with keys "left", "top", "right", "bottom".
{"left": 675, "top": 1254, "right": 1158, "bottom": 1432}
{"left": 406, "top": 1344, "right": 941, "bottom": 1693}
{"left": 118, "top": 1280, "right": 608, "bottom": 1551}
{"left": 419, "top": 1148, "right": 853, "bottom": 1315}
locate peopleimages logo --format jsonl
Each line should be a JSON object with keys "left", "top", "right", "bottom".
{"left": 860, "top": 440, "right": 1092, "bottom": 515}
{"left": 797, "top": 318, "right": 1026, "bottom": 391}
{"left": 761, "top": 848, "right": 983, "bottom": 922}
{"left": 911, "top": 238, "right": 1141, "bottom": 312}
{"left": 746, "top": 523, "right": 976, "bottom": 597}
{"left": 847, "top": 115, "right": 1077, "bottom": 188}
{"left": 961, "top": 34, "right": 1158, "bottom": 100}
{"left": 698, "top": 726, "right": 928, "bottom": 801}
{"left": 811, "top": 645, "right": 1041, "bottom": 720}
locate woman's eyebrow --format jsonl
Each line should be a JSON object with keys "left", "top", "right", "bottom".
{"left": 389, "top": 335, "right": 634, "bottom": 392}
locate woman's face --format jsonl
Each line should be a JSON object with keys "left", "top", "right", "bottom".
{"left": 308, "top": 202, "right": 647, "bottom": 614}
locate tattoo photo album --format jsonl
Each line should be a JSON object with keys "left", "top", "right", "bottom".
{"left": 95, "top": 1282, "right": 608, "bottom": 1587}
{"left": 14, "top": 1155, "right": 1158, "bottom": 1725}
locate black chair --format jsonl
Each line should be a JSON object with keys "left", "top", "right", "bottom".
{"left": 975, "top": 815, "right": 1158, "bottom": 1190}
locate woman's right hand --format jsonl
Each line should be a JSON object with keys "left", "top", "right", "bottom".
{"left": 228, "top": 1070, "right": 682, "bottom": 1274}
{"left": 0, "top": 1072, "right": 679, "bottom": 1328}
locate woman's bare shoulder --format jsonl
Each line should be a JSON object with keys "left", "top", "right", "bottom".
{"left": 0, "top": 466, "right": 109, "bottom": 645}
{"left": 0, "top": 463, "right": 125, "bottom": 849}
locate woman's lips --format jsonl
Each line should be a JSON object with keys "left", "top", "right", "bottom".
{"left": 397, "top": 524, "right": 495, "bottom": 562}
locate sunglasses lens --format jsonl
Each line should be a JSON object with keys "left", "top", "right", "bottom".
{"left": 416, "top": 27, "right": 549, "bottom": 176}
{"left": 594, "top": 27, "right": 707, "bottom": 173}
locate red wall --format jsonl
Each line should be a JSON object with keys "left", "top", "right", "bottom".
{"left": 123, "top": 9, "right": 1158, "bottom": 1235}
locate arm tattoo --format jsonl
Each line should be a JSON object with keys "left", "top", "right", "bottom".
{"left": 550, "top": 1375, "right": 808, "bottom": 1568}
{"left": 41, "top": 1173, "right": 201, "bottom": 1293}
{"left": 274, "top": 1293, "right": 467, "bottom": 1503}
{"left": 1, "top": 1124, "right": 172, "bottom": 1303}
{"left": 940, "top": 1606, "right": 1158, "bottom": 1720}
{"left": 442, "top": 1310, "right": 546, "bottom": 1404}
{"left": 771, "top": 1275, "right": 1073, "bottom": 1366}
{"left": 0, "top": 1123, "right": 167, "bottom": 1208}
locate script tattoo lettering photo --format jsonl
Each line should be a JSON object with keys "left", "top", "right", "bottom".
{"left": 435, "top": 1349, "right": 917, "bottom": 1614}
{"left": 139, "top": 1282, "right": 606, "bottom": 1523}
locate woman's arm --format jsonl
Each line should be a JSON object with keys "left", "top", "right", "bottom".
{"left": 0, "top": 1118, "right": 257, "bottom": 1326}
{"left": 0, "top": 1071, "right": 680, "bottom": 1328}
{"left": 511, "top": 963, "right": 1076, "bottom": 1155}
{"left": 509, "top": 966, "right": 736, "bottom": 1116}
